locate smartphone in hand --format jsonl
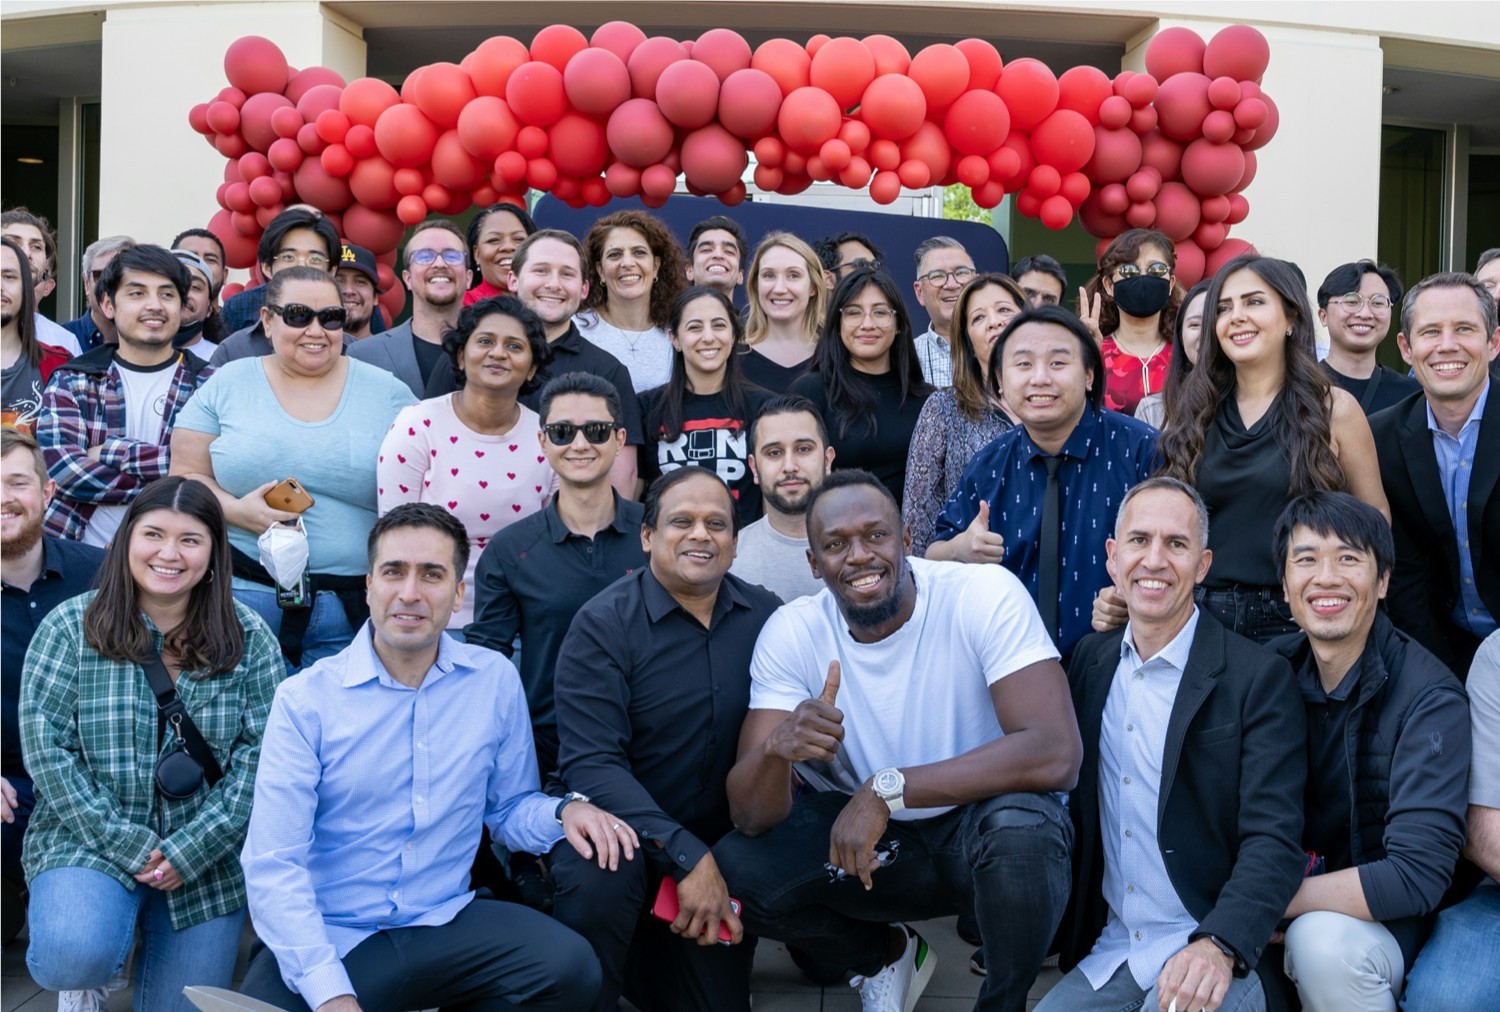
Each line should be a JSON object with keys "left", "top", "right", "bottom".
{"left": 650, "top": 877, "right": 741, "bottom": 944}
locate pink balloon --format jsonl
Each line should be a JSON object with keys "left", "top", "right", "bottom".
{"left": 271, "top": 106, "right": 305, "bottom": 140}
{"left": 207, "top": 101, "right": 241, "bottom": 135}
{"left": 862, "top": 35, "right": 912, "bottom": 76}
{"left": 592, "top": 21, "right": 648, "bottom": 64}
{"left": 681, "top": 123, "right": 749, "bottom": 193}
{"left": 1203, "top": 25, "right": 1271, "bottom": 83}
{"left": 1144, "top": 27, "right": 1205, "bottom": 81}
{"left": 1155, "top": 73, "right": 1212, "bottom": 141}
{"left": 284, "top": 67, "right": 346, "bottom": 104}
{"left": 268, "top": 137, "right": 304, "bottom": 172}
{"left": 1087, "top": 127, "right": 1143, "bottom": 183}
{"left": 293, "top": 158, "right": 353, "bottom": 211}
{"left": 605, "top": 161, "right": 643, "bottom": 197}
{"left": 1202, "top": 110, "right": 1237, "bottom": 144}
{"left": 240, "top": 92, "right": 293, "bottom": 151}
{"left": 606, "top": 98, "right": 676, "bottom": 167}
{"left": 1242, "top": 93, "right": 1279, "bottom": 151}
{"left": 456, "top": 96, "right": 520, "bottom": 161}
{"left": 1126, "top": 168, "right": 1162, "bottom": 203}
{"left": 718, "top": 68, "right": 783, "bottom": 139}
{"left": 627, "top": 37, "right": 689, "bottom": 99}
{"left": 224, "top": 36, "right": 288, "bottom": 96}
{"left": 1153, "top": 181, "right": 1201, "bottom": 241}
{"left": 656, "top": 60, "right": 721, "bottom": 128}
{"left": 1140, "top": 130, "right": 1184, "bottom": 179}
{"left": 1098, "top": 182, "right": 1130, "bottom": 214}
{"left": 1181, "top": 138, "right": 1246, "bottom": 196}
{"left": 1078, "top": 191, "right": 1129, "bottom": 239}
{"left": 564, "top": 48, "right": 632, "bottom": 116}
{"left": 1098, "top": 95, "right": 1132, "bottom": 130}
{"left": 693, "top": 29, "right": 753, "bottom": 81}
{"left": 1208, "top": 76, "right": 1241, "bottom": 111}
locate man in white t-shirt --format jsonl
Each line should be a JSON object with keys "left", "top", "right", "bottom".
{"left": 729, "top": 394, "right": 834, "bottom": 603}
{"left": 716, "top": 469, "right": 1083, "bottom": 1012}
{"left": 37, "top": 245, "right": 211, "bottom": 546}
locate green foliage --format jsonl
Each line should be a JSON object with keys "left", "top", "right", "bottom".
{"left": 943, "top": 184, "right": 990, "bottom": 224}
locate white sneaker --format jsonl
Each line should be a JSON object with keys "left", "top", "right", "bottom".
{"left": 848, "top": 924, "right": 936, "bottom": 1012}
{"left": 57, "top": 988, "right": 108, "bottom": 1012}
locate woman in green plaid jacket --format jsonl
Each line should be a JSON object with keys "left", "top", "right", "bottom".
{"left": 19, "top": 477, "right": 283, "bottom": 1012}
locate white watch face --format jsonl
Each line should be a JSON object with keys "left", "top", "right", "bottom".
{"left": 875, "top": 770, "right": 903, "bottom": 796}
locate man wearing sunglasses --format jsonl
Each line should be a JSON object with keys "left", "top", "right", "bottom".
{"left": 911, "top": 236, "right": 975, "bottom": 388}
{"left": 350, "top": 219, "right": 470, "bottom": 397}
{"left": 1316, "top": 261, "right": 1419, "bottom": 416}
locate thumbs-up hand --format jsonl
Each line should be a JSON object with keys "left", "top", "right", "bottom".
{"left": 766, "top": 660, "right": 846, "bottom": 764}
{"left": 954, "top": 500, "right": 1006, "bottom": 565}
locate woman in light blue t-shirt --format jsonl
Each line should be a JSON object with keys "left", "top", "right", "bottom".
{"left": 171, "top": 267, "right": 415, "bottom": 670}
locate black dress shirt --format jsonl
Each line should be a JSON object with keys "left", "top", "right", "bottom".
{"left": 2, "top": 536, "right": 105, "bottom": 777}
{"left": 554, "top": 568, "right": 780, "bottom": 877}
{"left": 464, "top": 494, "right": 647, "bottom": 772}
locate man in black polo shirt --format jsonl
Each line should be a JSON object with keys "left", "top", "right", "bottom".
{"left": 1, "top": 428, "right": 105, "bottom": 941}
{"left": 425, "top": 229, "right": 644, "bottom": 498}
{"left": 549, "top": 468, "right": 780, "bottom": 1012}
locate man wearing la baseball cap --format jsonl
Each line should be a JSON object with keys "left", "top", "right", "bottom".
{"left": 337, "top": 242, "right": 383, "bottom": 340}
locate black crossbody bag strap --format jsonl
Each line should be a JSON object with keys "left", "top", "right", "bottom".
{"left": 141, "top": 649, "right": 224, "bottom": 788}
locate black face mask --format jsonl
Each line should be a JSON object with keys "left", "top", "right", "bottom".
{"left": 1112, "top": 275, "right": 1172, "bottom": 319}
{"left": 173, "top": 319, "right": 205, "bottom": 346}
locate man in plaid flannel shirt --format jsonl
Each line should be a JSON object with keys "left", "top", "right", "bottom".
{"left": 37, "top": 245, "right": 210, "bottom": 547}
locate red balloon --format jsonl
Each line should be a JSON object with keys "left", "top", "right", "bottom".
{"left": 1200, "top": 195, "right": 1231, "bottom": 223}
{"left": 1153, "top": 181, "right": 1201, "bottom": 241}
{"left": 862, "top": 35, "right": 911, "bottom": 76}
{"left": 1078, "top": 192, "right": 1129, "bottom": 239}
{"left": 899, "top": 121, "right": 951, "bottom": 182}
{"left": 657, "top": 60, "right": 721, "bottom": 128}
{"left": 506, "top": 61, "right": 567, "bottom": 126}
{"left": 990, "top": 134, "right": 1032, "bottom": 186}
{"left": 396, "top": 195, "right": 428, "bottom": 226}
{"left": 1234, "top": 150, "right": 1258, "bottom": 192}
{"left": 694, "top": 29, "right": 752, "bottom": 81}
{"left": 271, "top": 106, "right": 304, "bottom": 139}
{"left": 411, "top": 62, "right": 476, "bottom": 129}
{"left": 1156, "top": 73, "right": 1212, "bottom": 141}
{"left": 627, "top": 37, "right": 689, "bottom": 99}
{"left": 296, "top": 122, "right": 327, "bottom": 155}
{"left": 339, "top": 78, "right": 400, "bottom": 128}
{"left": 1126, "top": 168, "right": 1162, "bottom": 203}
{"left": 995, "top": 58, "right": 1059, "bottom": 132}
{"left": 956, "top": 154, "right": 990, "bottom": 188}
{"left": 516, "top": 126, "right": 549, "bottom": 159}
{"left": 1125, "top": 201, "right": 1157, "bottom": 229}
{"left": 207, "top": 101, "right": 241, "bottom": 135}
{"left": 1015, "top": 190, "right": 1043, "bottom": 219}
{"left": 525, "top": 157, "right": 558, "bottom": 191}
{"left": 431, "top": 129, "right": 487, "bottom": 188}
{"left": 908, "top": 44, "right": 970, "bottom": 113}
{"left": 860, "top": 75, "right": 927, "bottom": 141}
{"left": 1181, "top": 138, "right": 1246, "bottom": 196}
{"left": 349, "top": 157, "right": 399, "bottom": 208}
{"left": 753, "top": 136, "right": 785, "bottom": 167}
{"left": 605, "top": 161, "right": 643, "bottom": 197}
{"left": 811, "top": 38, "right": 876, "bottom": 110}
{"left": 215, "top": 133, "right": 248, "bottom": 159}
{"left": 955, "top": 39, "right": 1003, "bottom": 91}
{"left": 840, "top": 119, "right": 871, "bottom": 153}
{"left": 530, "top": 24, "right": 588, "bottom": 73}
{"left": 1204, "top": 25, "right": 1271, "bottom": 83}
{"left": 285, "top": 67, "right": 345, "bottom": 104}
{"left": 189, "top": 103, "right": 214, "bottom": 135}
{"left": 1193, "top": 221, "right": 1227, "bottom": 251}
{"left": 751, "top": 38, "right": 811, "bottom": 97}
{"left": 1173, "top": 239, "right": 1207, "bottom": 287}
{"left": 420, "top": 182, "right": 451, "bottom": 210}
{"left": 777, "top": 86, "right": 842, "bottom": 154}
{"left": 457, "top": 96, "right": 520, "bottom": 160}
{"left": 1205, "top": 237, "right": 1256, "bottom": 277}
{"left": 393, "top": 167, "right": 425, "bottom": 196}
{"left": 207, "top": 209, "right": 259, "bottom": 269}
{"left": 224, "top": 181, "right": 254, "bottom": 213}
{"left": 1029, "top": 164, "right": 1061, "bottom": 198}
{"left": 268, "top": 137, "right": 304, "bottom": 172}
{"left": 944, "top": 90, "right": 1011, "bottom": 157}
{"left": 592, "top": 21, "right": 648, "bottom": 64}
{"left": 494, "top": 151, "right": 529, "bottom": 185}
{"left": 870, "top": 170, "right": 902, "bottom": 205}
{"left": 465, "top": 36, "right": 530, "bottom": 98}
{"left": 564, "top": 48, "right": 632, "bottom": 116}
{"left": 582, "top": 177, "right": 612, "bottom": 207}
{"left": 1242, "top": 94, "right": 1279, "bottom": 151}
{"left": 1031, "top": 109, "right": 1095, "bottom": 172}
{"left": 806, "top": 35, "right": 831, "bottom": 57}
{"left": 1088, "top": 126, "right": 1143, "bottom": 183}
{"left": 1225, "top": 193, "right": 1250, "bottom": 225}
{"left": 548, "top": 112, "right": 610, "bottom": 178}
{"left": 681, "top": 123, "right": 749, "bottom": 193}
{"left": 898, "top": 159, "right": 931, "bottom": 189}
{"left": 718, "top": 68, "right": 783, "bottom": 139}
{"left": 868, "top": 138, "right": 901, "bottom": 171}
{"left": 342, "top": 124, "right": 375, "bottom": 159}
{"left": 1144, "top": 27, "right": 1206, "bottom": 81}
{"left": 1122, "top": 73, "right": 1159, "bottom": 109}
{"left": 294, "top": 159, "right": 353, "bottom": 211}
{"left": 224, "top": 36, "right": 288, "bottom": 96}
{"left": 1140, "top": 130, "right": 1183, "bottom": 179}
{"left": 238, "top": 152, "right": 272, "bottom": 181}
{"left": 820, "top": 138, "right": 852, "bottom": 170}
{"left": 315, "top": 109, "right": 350, "bottom": 145}
{"left": 274, "top": 170, "right": 296, "bottom": 201}
{"left": 753, "top": 164, "right": 784, "bottom": 192}
{"left": 839, "top": 155, "right": 872, "bottom": 188}
{"left": 319, "top": 144, "right": 354, "bottom": 178}
{"left": 1208, "top": 76, "right": 1241, "bottom": 111}
{"left": 374, "top": 104, "right": 439, "bottom": 168}
{"left": 607, "top": 98, "right": 676, "bottom": 167}
{"left": 231, "top": 210, "right": 259, "bottom": 236}
{"left": 973, "top": 178, "right": 1007, "bottom": 209}
{"left": 1098, "top": 182, "right": 1130, "bottom": 214}
{"left": 1099, "top": 95, "right": 1133, "bottom": 130}
{"left": 1058, "top": 66, "right": 1112, "bottom": 124}
{"left": 217, "top": 86, "right": 247, "bottom": 109}
{"left": 1040, "top": 195, "right": 1073, "bottom": 230}
{"left": 1233, "top": 97, "right": 1268, "bottom": 131}
{"left": 640, "top": 163, "right": 677, "bottom": 200}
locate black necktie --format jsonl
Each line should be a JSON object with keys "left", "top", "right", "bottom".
{"left": 1037, "top": 455, "right": 1062, "bottom": 645}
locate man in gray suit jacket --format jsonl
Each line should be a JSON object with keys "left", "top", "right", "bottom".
{"left": 350, "top": 218, "right": 470, "bottom": 397}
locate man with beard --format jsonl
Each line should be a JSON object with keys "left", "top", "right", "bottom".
{"left": 335, "top": 242, "right": 381, "bottom": 340}
{"left": 37, "top": 245, "right": 211, "bottom": 546}
{"left": 1, "top": 429, "right": 105, "bottom": 942}
{"left": 716, "top": 469, "right": 1082, "bottom": 1012}
{"left": 729, "top": 395, "right": 834, "bottom": 602}
{"left": 350, "top": 219, "right": 468, "bottom": 397}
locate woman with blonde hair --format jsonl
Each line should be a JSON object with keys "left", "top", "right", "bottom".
{"left": 740, "top": 232, "right": 828, "bottom": 392}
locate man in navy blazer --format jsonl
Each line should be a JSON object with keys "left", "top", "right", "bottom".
{"left": 1043, "top": 477, "right": 1306, "bottom": 1012}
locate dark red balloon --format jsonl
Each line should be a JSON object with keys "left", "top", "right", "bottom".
{"left": 1144, "top": 27, "right": 1205, "bottom": 81}
{"left": 591, "top": 21, "right": 648, "bottom": 64}
{"left": 1181, "top": 138, "right": 1246, "bottom": 196}
{"left": 1155, "top": 73, "right": 1212, "bottom": 141}
{"left": 1153, "top": 181, "right": 1201, "bottom": 241}
{"left": 694, "top": 29, "right": 753, "bottom": 81}
{"left": 1203, "top": 25, "right": 1271, "bottom": 83}
{"left": 563, "top": 48, "right": 632, "bottom": 116}
{"left": 627, "top": 37, "right": 689, "bottom": 99}
{"left": 681, "top": 123, "right": 749, "bottom": 193}
{"left": 294, "top": 159, "right": 354, "bottom": 211}
{"left": 607, "top": 99, "right": 676, "bottom": 167}
{"left": 1087, "top": 127, "right": 1143, "bottom": 183}
{"left": 719, "top": 68, "right": 783, "bottom": 139}
{"left": 548, "top": 113, "right": 610, "bottom": 178}
{"left": 224, "top": 36, "right": 289, "bottom": 96}
{"left": 657, "top": 60, "right": 721, "bottom": 128}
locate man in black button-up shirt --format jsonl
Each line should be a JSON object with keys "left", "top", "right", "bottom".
{"left": 551, "top": 467, "right": 780, "bottom": 1012}
{"left": 1, "top": 429, "right": 104, "bottom": 941}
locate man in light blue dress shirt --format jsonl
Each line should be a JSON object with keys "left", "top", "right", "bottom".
{"left": 240, "top": 503, "right": 636, "bottom": 1012}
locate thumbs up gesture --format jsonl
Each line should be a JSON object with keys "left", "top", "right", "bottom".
{"left": 954, "top": 500, "right": 1006, "bottom": 565}
{"left": 766, "top": 660, "right": 846, "bottom": 764}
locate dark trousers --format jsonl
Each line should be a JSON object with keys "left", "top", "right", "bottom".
{"left": 714, "top": 789, "right": 1073, "bottom": 1012}
{"left": 1197, "top": 585, "right": 1298, "bottom": 645}
{"left": 1, "top": 774, "right": 35, "bottom": 944}
{"left": 239, "top": 896, "right": 600, "bottom": 1012}
{"left": 549, "top": 841, "right": 756, "bottom": 1012}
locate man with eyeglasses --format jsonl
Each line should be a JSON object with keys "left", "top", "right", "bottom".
{"left": 1316, "top": 261, "right": 1419, "bottom": 416}
{"left": 813, "top": 231, "right": 884, "bottom": 290}
{"left": 211, "top": 207, "right": 346, "bottom": 364}
{"left": 911, "top": 236, "right": 975, "bottom": 388}
{"left": 350, "top": 219, "right": 469, "bottom": 397}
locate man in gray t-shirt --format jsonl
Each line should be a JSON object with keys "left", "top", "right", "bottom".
{"left": 729, "top": 396, "right": 833, "bottom": 603}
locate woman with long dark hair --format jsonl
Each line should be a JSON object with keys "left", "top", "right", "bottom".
{"left": 20, "top": 477, "right": 282, "bottom": 1012}
{"left": 641, "top": 286, "right": 767, "bottom": 525}
{"left": 1133, "top": 278, "right": 1211, "bottom": 429}
{"left": 903, "top": 273, "right": 1023, "bottom": 555}
{"left": 576, "top": 209, "right": 687, "bottom": 392}
{"left": 1080, "top": 228, "right": 1182, "bottom": 416}
{"left": 1155, "top": 255, "right": 1388, "bottom": 641}
{"left": 463, "top": 203, "right": 537, "bottom": 306}
{"left": 791, "top": 267, "right": 933, "bottom": 506}
{"left": 2, "top": 236, "right": 71, "bottom": 433}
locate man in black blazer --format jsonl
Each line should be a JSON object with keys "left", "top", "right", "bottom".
{"left": 1043, "top": 477, "right": 1306, "bottom": 1012}
{"left": 1370, "top": 271, "right": 1499, "bottom": 678}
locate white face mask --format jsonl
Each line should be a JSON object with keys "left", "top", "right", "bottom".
{"left": 258, "top": 519, "right": 310, "bottom": 591}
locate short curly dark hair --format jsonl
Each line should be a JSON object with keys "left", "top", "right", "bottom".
{"left": 442, "top": 295, "right": 553, "bottom": 396}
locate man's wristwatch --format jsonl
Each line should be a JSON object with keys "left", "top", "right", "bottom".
{"left": 871, "top": 767, "right": 905, "bottom": 814}
{"left": 554, "top": 791, "right": 590, "bottom": 824}
{"left": 1196, "top": 933, "right": 1244, "bottom": 972}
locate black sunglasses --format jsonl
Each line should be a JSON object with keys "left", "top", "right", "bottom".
{"left": 266, "top": 302, "right": 346, "bottom": 329}
{"left": 543, "top": 421, "right": 619, "bottom": 445}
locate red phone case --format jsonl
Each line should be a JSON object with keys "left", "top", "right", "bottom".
{"left": 650, "top": 876, "right": 741, "bottom": 944}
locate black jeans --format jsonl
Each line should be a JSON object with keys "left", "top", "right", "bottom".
{"left": 549, "top": 841, "right": 756, "bottom": 1012}
{"left": 239, "top": 896, "right": 600, "bottom": 1012}
{"left": 1197, "top": 585, "right": 1299, "bottom": 645}
{"left": 1, "top": 773, "right": 34, "bottom": 944}
{"left": 714, "top": 789, "right": 1073, "bottom": 1012}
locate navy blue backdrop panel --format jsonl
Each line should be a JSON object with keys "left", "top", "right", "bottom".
{"left": 533, "top": 193, "right": 1009, "bottom": 326}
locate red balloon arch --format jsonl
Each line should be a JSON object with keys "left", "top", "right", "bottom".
{"left": 191, "top": 22, "right": 1277, "bottom": 319}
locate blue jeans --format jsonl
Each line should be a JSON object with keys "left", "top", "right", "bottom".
{"left": 232, "top": 578, "right": 357, "bottom": 673}
{"left": 1196, "top": 585, "right": 1299, "bottom": 645}
{"left": 26, "top": 866, "right": 245, "bottom": 1012}
{"left": 1401, "top": 880, "right": 1500, "bottom": 1009}
{"left": 1036, "top": 960, "right": 1266, "bottom": 1012}
{"left": 715, "top": 788, "right": 1073, "bottom": 1012}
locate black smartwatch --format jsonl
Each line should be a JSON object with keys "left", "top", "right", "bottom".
{"left": 1195, "top": 933, "right": 1245, "bottom": 973}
